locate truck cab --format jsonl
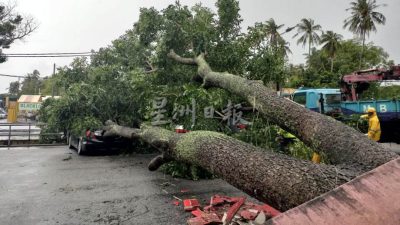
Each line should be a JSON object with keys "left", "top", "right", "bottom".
{"left": 292, "top": 88, "right": 342, "bottom": 114}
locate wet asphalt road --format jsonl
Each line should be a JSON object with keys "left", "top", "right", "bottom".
{"left": 0, "top": 146, "right": 249, "bottom": 225}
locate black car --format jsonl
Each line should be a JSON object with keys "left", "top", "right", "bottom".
{"left": 68, "top": 129, "right": 128, "bottom": 155}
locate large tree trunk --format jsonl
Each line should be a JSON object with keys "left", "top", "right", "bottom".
{"left": 104, "top": 122, "right": 355, "bottom": 211}
{"left": 167, "top": 50, "right": 398, "bottom": 172}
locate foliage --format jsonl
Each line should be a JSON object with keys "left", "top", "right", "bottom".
{"left": 40, "top": 1, "right": 394, "bottom": 179}
{"left": 20, "top": 70, "right": 41, "bottom": 95}
{"left": 8, "top": 81, "right": 19, "bottom": 95}
{"left": 215, "top": 0, "right": 242, "bottom": 41}
{"left": 0, "top": 2, "right": 36, "bottom": 63}
{"left": 293, "top": 18, "right": 322, "bottom": 56}
{"left": 232, "top": 116, "right": 279, "bottom": 150}
{"left": 55, "top": 58, "right": 90, "bottom": 91}
{"left": 288, "top": 140, "right": 315, "bottom": 162}
{"left": 7, "top": 69, "right": 56, "bottom": 96}
{"left": 360, "top": 84, "right": 400, "bottom": 100}
{"left": 37, "top": 0, "right": 296, "bottom": 179}
{"left": 329, "top": 39, "right": 388, "bottom": 73}
{"left": 240, "top": 18, "right": 291, "bottom": 90}
{"left": 288, "top": 39, "right": 389, "bottom": 88}
{"left": 344, "top": 0, "right": 386, "bottom": 39}
{"left": 320, "top": 31, "right": 343, "bottom": 72}
{"left": 346, "top": 114, "right": 368, "bottom": 133}
{"left": 160, "top": 161, "right": 214, "bottom": 180}
{"left": 344, "top": 0, "right": 386, "bottom": 67}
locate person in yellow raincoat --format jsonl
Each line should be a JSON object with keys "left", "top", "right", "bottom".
{"left": 360, "top": 107, "right": 381, "bottom": 142}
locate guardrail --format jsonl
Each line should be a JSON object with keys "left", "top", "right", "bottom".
{"left": 0, "top": 123, "right": 66, "bottom": 147}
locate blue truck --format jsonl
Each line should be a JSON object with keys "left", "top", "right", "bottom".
{"left": 292, "top": 88, "right": 400, "bottom": 142}
{"left": 292, "top": 88, "right": 400, "bottom": 121}
{"left": 292, "top": 88, "right": 342, "bottom": 114}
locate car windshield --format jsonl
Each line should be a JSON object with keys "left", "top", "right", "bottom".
{"left": 325, "top": 94, "right": 341, "bottom": 104}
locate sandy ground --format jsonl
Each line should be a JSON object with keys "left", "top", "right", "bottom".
{"left": 0, "top": 146, "right": 251, "bottom": 225}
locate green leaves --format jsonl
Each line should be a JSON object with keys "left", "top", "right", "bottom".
{"left": 344, "top": 0, "right": 386, "bottom": 37}
{"left": 215, "top": 0, "right": 242, "bottom": 41}
{"left": 344, "top": 0, "right": 386, "bottom": 67}
{"left": 320, "top": 31, "right": 343, "bottom": 58}
{"left": 0, "top": 2, "right": 36, "bottom": 61}
{"left": 135, "top": 7, "right": 163, "bottom": 47}
{"left": 288, "top": 39, "right": 389, "bottom": 88}
{"left": 293, "top": 18, "right": 322, "bottom": 56}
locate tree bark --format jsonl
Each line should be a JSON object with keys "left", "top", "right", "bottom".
{"left": 359, "top": 31, "right": 366, "bottom": 69}
{"left": 104, "top": 122, "right": 355, "bottom": 211}
{"left": 167, "top": 50, "right": 398, "bottom": 172}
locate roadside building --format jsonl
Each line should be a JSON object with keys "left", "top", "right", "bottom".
{"left": 18, "top": 95, "right": 43, "bottom": 114}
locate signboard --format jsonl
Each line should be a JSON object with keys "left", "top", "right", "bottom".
{"left": 19, "top": 102, "right": 42, "bottom": 111}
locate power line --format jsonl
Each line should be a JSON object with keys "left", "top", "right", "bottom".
{"left": 5, "top": 52, "right": 94, "bottom": 56}
{"left": 4, "top": 54, "right": 93, "bottom": 58}
{"left": 0, "top": 73, "right": 25, "bottom": 78}
{"left": 1, "top": 51, "right": 96, "bottom": 58}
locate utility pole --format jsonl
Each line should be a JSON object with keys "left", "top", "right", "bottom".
{"left": 52, "top": 63, "right": 55, "bottom": 97}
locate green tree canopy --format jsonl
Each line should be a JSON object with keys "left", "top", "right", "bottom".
{"left": 39, "top": 1, "right": 288, "bottom": 153}
{"left": 8, "top": 81, "right": 19, "bottom": 95}
{"left": 20, "top": 69, "right": 41, "bottom": 95}
{"left": 0, "top": 2, "right": 36, "bottom": 63}
{"left": 344, "top": 0, "right": 386, "bottom": 68}
{"left": 320, "top": 31, "right": 343, "bottom": 72}
{"left": 289, "top": 39, "right": 389, "bottom": 88}
{"left": 293, "top": 18, "right": 322, "bottom": 56}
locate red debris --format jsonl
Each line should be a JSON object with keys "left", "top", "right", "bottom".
{"left": 172, "top": 200, "right": 180, "bottom": 206}
{"left": 210, "top": 195, "right": 241, "bottom": 206}
{"left": 236, "top": 123, "right": 247, "bottom": 129}
{"left": 185, "top": 194, "right": 280, "bottom": 224}
{"left": 210, "top": 195, "right": 225, "bottom": 206}
{"left": 180, "top": 189, "right": 189, "bottom": 193}
{"left": 203, "top": 205, "right": 214, "bottom": 212}
{"left": 188, "top": 209, "right": 221, "bottom": 225}
{"left": 183, "top": 199, "right": 200, "bottom": 211}
{"left": 187, "top": 217, "right": 207, "bottom": 225}
{"left": 175, "top": 129, "right": 190, "bottom": 133}
{"left": 201, "top": 212, "right": 221, "bottom": 224}
{"left": 223, "top": 197, "right": 246, "bottom": 224}
{"left": 191, "top": 208, "right": 203, "bottom": 217}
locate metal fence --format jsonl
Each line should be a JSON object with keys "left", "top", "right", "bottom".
{"left": 0, "top": 123, "right": 66, "bottom": 147}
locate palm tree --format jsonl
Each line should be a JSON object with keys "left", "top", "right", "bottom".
{"left": 320, "top": 31, "right": 343, "bottom": 72}
{"left": 264, "top": 18, "right": 292, "bottom": 57}
{"left": 344, "top": 0, "right": 386, "bottom": 68}
{"left": 277, "top": 39, "right": 292, "bottom": 57}
{"left": 264, "top": 18, "right": 284, "bottom": 49}
{"left": 293, "top": 18, "right": 322, "bottom": 56}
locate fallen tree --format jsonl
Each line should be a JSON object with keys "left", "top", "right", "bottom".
{"left": 103, "top": 51, "right": 398, "bottom": 211}
{"left": 167, "top": 50, "right": 398, "bottom": 171}
{"left": 104, "top": 121, "right": 355, "bottom": 211}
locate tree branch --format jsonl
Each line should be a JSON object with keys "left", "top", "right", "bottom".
{"left": 167, "top": 50, "right": 398, "bottom": 172}
{"left": 167, "top": 50, "right": 197, "bottom": 65}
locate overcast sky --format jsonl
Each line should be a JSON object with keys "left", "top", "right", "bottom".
{"left": 0, "top": 0, "right": 399, "bottom": 93}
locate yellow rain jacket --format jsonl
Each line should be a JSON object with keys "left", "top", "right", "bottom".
{"left": 361, "top": 108, "right": 381, "bottom": 142}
